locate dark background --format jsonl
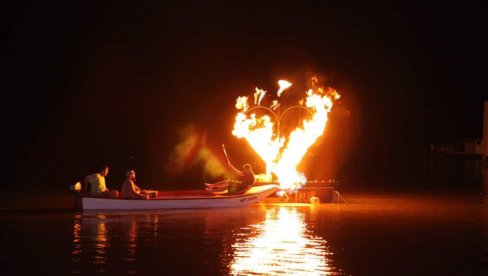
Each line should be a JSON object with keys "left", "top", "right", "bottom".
{"left": 3, "top": 1, "right": 486, "bottom": 192}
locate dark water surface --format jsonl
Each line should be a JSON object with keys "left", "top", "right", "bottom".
{"left": 0, "top": 191, "right": 486, "bottom": 275}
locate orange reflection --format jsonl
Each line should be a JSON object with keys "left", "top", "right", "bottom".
{"left": 94, "top": 213, "right": 108, "bottom": 265}
{"left": 71, "top": 212, "right": 111, "bottom": 268}
{"left": 229, "top": 207, "right": 335, "bottom": 275}
{"left": 72, "top": 211, "right": 163, "bottom": 271}
{"left": 126, "top": 219, "right": 137, "bottom": 261}
{"left": 72, "top": 213, "right": 82, "bottom": 264}
{"left": 483, "top": 165, "right": 488, "bottom": 275}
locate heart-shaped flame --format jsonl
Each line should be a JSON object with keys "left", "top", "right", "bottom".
{"left": 232, "top": 78, "right": 340, "bottom": 190}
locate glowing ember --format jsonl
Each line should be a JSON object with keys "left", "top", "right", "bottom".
{"left": 276, "top": 80, "right": 292, "bottom": 97}
{"left": 232, "top": 77, "right": 340, "bottom": 190}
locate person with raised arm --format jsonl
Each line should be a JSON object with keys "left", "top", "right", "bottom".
{"left": 206, "top": 163, "right": 256, "bottom": 195}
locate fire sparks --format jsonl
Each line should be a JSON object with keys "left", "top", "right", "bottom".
{"left": 232, "top": 78, "right": 340, "bottom": 190}
{"left": 254, "top": 88, "right": 267, "bottom": 106}
{"left": 236, "top": 96, "right": 250, "bottom": 112}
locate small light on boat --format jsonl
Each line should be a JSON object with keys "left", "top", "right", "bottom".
{"left": 69, "top": 182, "right": 82, "bottom": 191}
{"left": 309, "top": 196, "right": 320, "bottom": 204}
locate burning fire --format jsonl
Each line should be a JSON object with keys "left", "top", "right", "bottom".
{"left": 232, "top": 78, "right": 340, "bottom": 190}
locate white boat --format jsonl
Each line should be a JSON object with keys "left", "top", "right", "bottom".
{"left": 80, "top": 184, "right": 279, "bottom": 210}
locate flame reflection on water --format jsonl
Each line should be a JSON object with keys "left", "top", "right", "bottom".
{"left": 94, "top": 213, "right": 108, "bottom": 265}
{"left": 70, "top": 206, "right": 341, "bottom": 274}
{"left": 229, "top": 207, "right": 336, "bottom": 275}
{"left": 25, "top": 188, "right": 488, "bottom": 275}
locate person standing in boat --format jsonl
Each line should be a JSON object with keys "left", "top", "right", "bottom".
{"left": 85, "top": 165, "right": 119, "bottom": 197}
{"left": 121, "top": 170, "right": 151, "bottom": 200}
{"left": 205, "top": 163, "right": 256, "bottom": 194}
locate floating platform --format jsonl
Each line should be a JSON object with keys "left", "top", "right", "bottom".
{"left": 260, "top": 180, "right": 342, "bottom": 203}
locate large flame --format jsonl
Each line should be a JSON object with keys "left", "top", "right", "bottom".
{"left": 232, "top": 78, "right": 340, "bottom": 190}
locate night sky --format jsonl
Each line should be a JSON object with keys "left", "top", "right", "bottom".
{"left": 3, "top": 1, "right": 486, "bottom": 191}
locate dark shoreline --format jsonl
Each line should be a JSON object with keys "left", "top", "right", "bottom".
{"left": 0, "top": 191, "right": 74, "bottom": 212}
{"left": 0, "top": 186, "right": 484, "bottom": 213}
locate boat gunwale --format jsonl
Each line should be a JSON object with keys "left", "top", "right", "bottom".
{"left": 81, "top": 184, "right": 280, "bottom": 201}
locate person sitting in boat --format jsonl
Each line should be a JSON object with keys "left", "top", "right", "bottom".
{"left": 121, "top": 170, "right": 152, "bottom": 200}
{"left": 85, "top": 165, "right": 119, "bottom": 198}
{"left": 205, "top": 163, "right": 256, "bottom": 195}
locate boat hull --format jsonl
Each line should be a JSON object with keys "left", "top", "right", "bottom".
{"left": 82, "top": 184, "right": 279, "bottom": 210}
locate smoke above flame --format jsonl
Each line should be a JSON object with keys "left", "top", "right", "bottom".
{"left": 167, "top": 124, "right": 228, "bottom": 180}
{"left": 232, "top": 78, "right": 340, "bottom": 190}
